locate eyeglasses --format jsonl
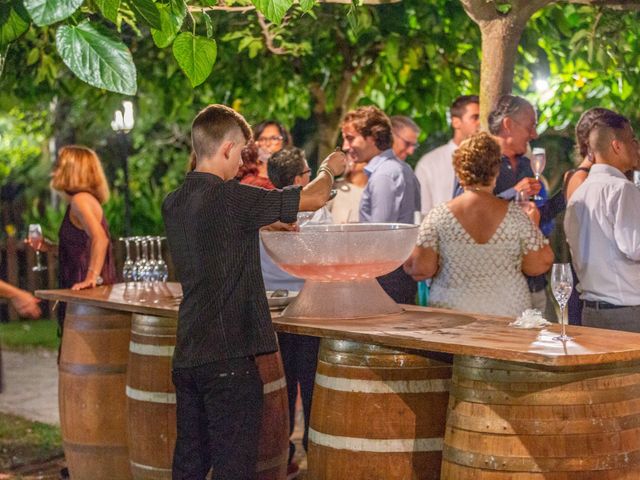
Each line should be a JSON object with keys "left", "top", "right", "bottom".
{"left": 256, "top": 135, "right": 284, "bottom": 145}
{"left": 395, "top": 132, "right": 420, "bottom": 149}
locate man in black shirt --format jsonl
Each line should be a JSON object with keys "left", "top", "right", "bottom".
{"left": 162, "top": 104, "right": 345, "bottom": 480}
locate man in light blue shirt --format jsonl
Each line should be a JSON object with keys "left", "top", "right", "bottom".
{"left": 341, "top": 106, "right": 421, "bottom": 303}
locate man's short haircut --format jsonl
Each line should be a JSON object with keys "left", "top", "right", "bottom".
{"left": 576, "top": 108, "right": 630, "bottom": 158}
{"left": 450, "top": 95, "right": 479, "bottom": 120}
{"left": 267, "top": 147, "right": 307, "bottom": 189}
{"left": 342, "top": 106, "right": 393, "bottom": 151}
{"left": 487, "top": 95, "right": 533, "bottom": 135}
{"left": 390, "top": 115, "right": 420, "bottom": 134}
{"left": 191, "top": 104, "right": 252, "bottom": 162}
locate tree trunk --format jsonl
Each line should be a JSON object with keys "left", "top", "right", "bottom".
{"left": 479, "top": 18, "right": 527, "bottom": 127}
{"left": 460, "top": 0, "right": 554, "bottom": 128}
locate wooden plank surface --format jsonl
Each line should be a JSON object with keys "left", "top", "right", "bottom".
{"left": 36, "top": 283, "right": 640, "bottom": 366}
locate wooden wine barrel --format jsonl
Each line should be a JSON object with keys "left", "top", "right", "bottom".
{"left": 126, "top": 313, "right": 289, "bottom": 480}
{"left": 256, "top": 350, "right": 290, "bottom": 480}
{"left": 58, "top": 303, "right": 132, "bottom": 480}
{"left": 307, "top": 339, "right": 452, "bottom": 480}
{"left": 127, "top": 314, "right": 176, "bottom": 480}
{"left": 442, "top": 355, "right": 640, "bottom": 479}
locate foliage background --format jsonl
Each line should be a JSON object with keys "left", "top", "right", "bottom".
{"left": 1, "top": 0, "right": 639, "bottom": 240}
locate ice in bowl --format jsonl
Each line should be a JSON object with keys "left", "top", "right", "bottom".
{"left": 260, "top": 223, "right": 419, "bottom": 318}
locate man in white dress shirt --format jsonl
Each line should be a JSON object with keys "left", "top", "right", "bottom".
{"left": 415, "top": 95, "right": 480, "bottom": 215}
{"left": 564, "top": 108, "right": 640, "bottom": 331}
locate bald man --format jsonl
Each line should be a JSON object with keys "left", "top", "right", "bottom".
{"left": 565, "top": 108, "right": 640, "bottom": 331}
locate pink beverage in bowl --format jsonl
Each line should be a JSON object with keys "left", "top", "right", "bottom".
{"left": 260, "top": 223, "right": 419, "bottom": 318}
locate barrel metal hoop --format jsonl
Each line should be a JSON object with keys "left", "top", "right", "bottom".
{"left": 443, "top": 444, "right": 640, "bottom": 472}
{"left": 130, "top": 460, "right": 172, "bottom": 479}
{"left": 315, "top": 373, "right": 450, "bottom": 394}
{"left": 126, "top": 386, "right": 176, "bottom": 404}
{"left": 309, "top": 428, "right": 443, "bottom": 453}
{"left": 256, "top": 450, "right": 289, "bottom": 473}
{"left": 129, "top": 341, "right": 175, "bottom": 357}
{"left": 263, "top": 376, "right": 287, "bottom": 395}
{"left": 59, "top": 362, "right": 126, "bottom": 375}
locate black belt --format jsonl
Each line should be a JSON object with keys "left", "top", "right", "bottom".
{"left": 583, "top": 300, "right": 628, "bottom": 310}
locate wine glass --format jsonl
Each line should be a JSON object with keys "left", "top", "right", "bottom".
{"left": 120, "top": 237, "right": 135, "bottom": 282}
{"left": 153, "top": 237, "right": 168, "bottom": 282}
{"left": 28, "top": 224, "right": 47, "bottom": 272}
{"left": 515, "top": 190, "right": 530, "bottom": 209}
{"left": 531, "top": 147, "right": 546, "bottom": 200}
{"left": 551, "top": 263, "right": 573, "bottom": 342}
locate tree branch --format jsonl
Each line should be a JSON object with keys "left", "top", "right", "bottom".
{"left": 256, "top": 12, "right": 288, "bottom": 55}
{"left": 188, "top": 5, "right": 256, "bottom": 14}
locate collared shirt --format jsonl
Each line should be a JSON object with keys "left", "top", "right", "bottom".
{"left": 564, "top": 164, "right": 640, "bottom": 306}
{"left": 414, "top": 140, "right": 458, "bottom": 215}
{"left": 359, "top": 149, "right": 421, "bottom": 223}
{"left": 162, "top": 172, "right": 301, "bottom": 368}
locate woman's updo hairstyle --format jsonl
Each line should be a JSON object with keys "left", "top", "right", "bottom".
{"left": 453, "top": 131, "right": 501, "bottom": 187}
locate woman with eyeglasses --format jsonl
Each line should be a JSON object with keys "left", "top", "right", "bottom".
{"left": 237, "top": 120, "right": 291, "bottom": 189}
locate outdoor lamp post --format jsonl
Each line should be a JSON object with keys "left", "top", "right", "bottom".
{"left": 111, "top": 101, "right": 135, "bottom": 236}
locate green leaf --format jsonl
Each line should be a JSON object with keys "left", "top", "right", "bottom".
{"left": 130, "top": 0, "right": 162, "bottom": 30}
{"left": 299, "top": 0, "right": 315, "bottom": 13}
{"left": 55, "top": 20, "right": 137, "bottom": 95}
{"left": 0, "top": 0, "right": 30, "bottom": 46}
{"left": 22, "top": 0, "right": 83, "bottom": 26}
{"left": 95, "top": 0, "right": 121, "bottom": 23}
{"left": 252, "top": 0, "right": 293, "bottom": 24}
{"left": 151, "top": 0, "right": 186, "bottom": 48}
{"left": 26, "top": 46, "right": 39, "bottom": 65}
{"left": 495, "top": 2, "right": 512, "bottom": 15}
{"left": 172, "top": 32, "right": 216, "bottom": 87}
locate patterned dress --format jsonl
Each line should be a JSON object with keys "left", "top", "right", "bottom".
{"left": 418, "top": 202, "right": 547, "bottom": 318}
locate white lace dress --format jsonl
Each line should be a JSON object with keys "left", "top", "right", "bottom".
{"left": 418, "top": 202, "right": 548, "bottom": 318}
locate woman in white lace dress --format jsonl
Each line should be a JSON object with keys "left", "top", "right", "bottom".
{"left": 404, "top": 132, "right": 553, "bottom": 318}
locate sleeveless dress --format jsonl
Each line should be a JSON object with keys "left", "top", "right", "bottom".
{"left": 58, "top": 204, "right": 117, "bottom": 289}
{"left": 418, "top": 202, "right": 547, "bottom": 318}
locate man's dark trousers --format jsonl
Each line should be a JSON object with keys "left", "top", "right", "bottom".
{"left": 172, "top": 357, "right": 263, "bottom": 480}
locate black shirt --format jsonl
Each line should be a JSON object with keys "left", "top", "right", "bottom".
{"left": 162, "top": 171, "right": 301, "bottom": 368}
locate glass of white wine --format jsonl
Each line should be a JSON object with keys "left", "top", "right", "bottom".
{"left": 531, "top": 147, "right": 546, "bottom": 200}
{"left": 551, "top": 263, "right": 573, "bottom": 342}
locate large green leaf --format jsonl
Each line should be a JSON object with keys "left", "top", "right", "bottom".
{"left": 22, "top": 0, "right": 83, "bottom": 26}
{"left": 55, "top": 21, "right": 137, "bottom": 95}
{"left": 130, "top": 0, "right": 162, "bottom": 30}
{"left": 252, "top": 0, "right": 293, "bottom": 24}
{"left": 172, "top": 32, "right": 216, "bottom": 87}
{"left": 0, "top": 0, "right": 30, "bottom": 46}
{"left": 95, "top": 0, "right": 120, "bottom": 23}
{"left": 151, "top": 0, "right": 186, "bottom": 48}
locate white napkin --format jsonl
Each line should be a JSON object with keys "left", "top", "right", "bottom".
{"left": 509, "top": 309, "right": 552, "bottom": 329}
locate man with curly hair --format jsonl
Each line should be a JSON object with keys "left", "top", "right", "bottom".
{"left": 341, "top": 106, "right": 421, "bottom": 304}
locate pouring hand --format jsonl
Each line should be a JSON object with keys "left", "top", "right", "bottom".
{"left": 323, "top": 150, "right": 347, "bottom": 177}
{"left": 261, "top": 221, "right": 299, "bottom": 232}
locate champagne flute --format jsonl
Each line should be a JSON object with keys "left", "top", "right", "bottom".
{"left": 28, "top": 224, "right": 47, "bottom": 272}
{"left": 531, "top": 147, "right": 546, "bottom": 200}
{"left": 551, "top": 263, "right": 573, "bottom": 342}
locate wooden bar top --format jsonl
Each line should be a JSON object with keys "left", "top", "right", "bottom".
{"left": 37, "top": 283, "right": 640, "bottom": 367}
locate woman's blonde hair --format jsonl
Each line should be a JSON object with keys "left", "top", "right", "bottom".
{"left": 453, "top": 132, "right": 501, "bottom": 187}
{"left": 51, "top": 146, "right": 110, "bottom": 204}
